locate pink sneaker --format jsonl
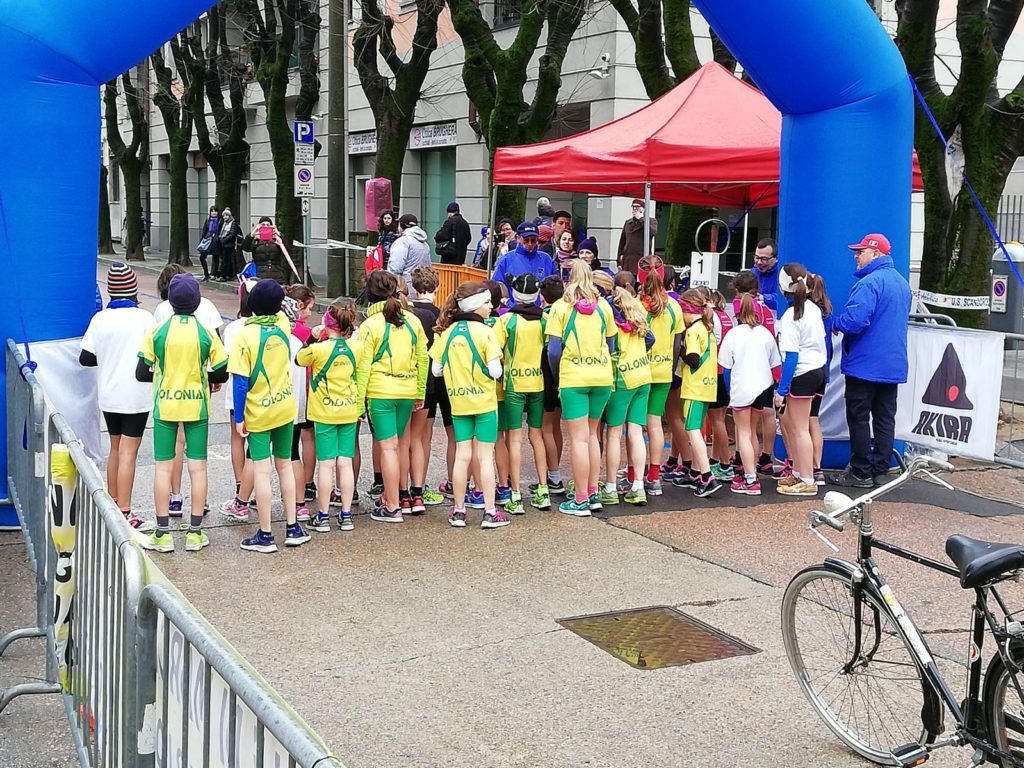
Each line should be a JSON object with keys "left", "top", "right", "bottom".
{"left": 481, "top": 509, "right": 511, "bottom": 529}
{"left": 730, "top": 477, "right": 762, "bottom": 496}
{"left": 219, "top": 499, "right": 250, "bottom": 522}
{"left": 295, "top": 505, "right": 311, "bottom": 522}
{"left": 124, "top": 511, "right": 155, "bottom": 532}
{"left": 773, "top": 460, "right": 793, "bottom": 480}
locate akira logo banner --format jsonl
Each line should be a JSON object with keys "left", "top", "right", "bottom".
{"left": 895, "top": 326, "right": 1004, "bottom": 461}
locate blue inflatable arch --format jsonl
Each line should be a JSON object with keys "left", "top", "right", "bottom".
{"left": 0, "top": 1, "right": 215, "bottom": 510}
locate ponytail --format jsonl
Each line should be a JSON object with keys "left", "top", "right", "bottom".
{"left": 640, "top": 269, "right": 667, "bottom": 317}
{"left": 701, "top": 303, "right": 715, "bottom": 332}
{"left": 679, "top": 288, "right": 714, "bottom": 332}
{"left": 365, "top": 270, "right": 405, "bottom": 327}
{"left": 736, "top": 293, "right": 759, "bottom": 327}
{"left": 613, "top": 287, "right": 648, "bottom": 335}
{"left": 781, "top": 263, "right": 810, "bottom": 321}
{"left": 434, "top": 292, "right": 459, "bottom": 334}
{"left": 807, "top": 272, "right": 832, "bottom": 318}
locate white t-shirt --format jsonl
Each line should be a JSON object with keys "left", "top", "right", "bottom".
{"left": 222, "top": 318, "right": 246, "bottom": 414}
{"left": 153, "top": 298, "right": 224, "bottom": 333}
{"left": 290, "top": 336, "right": 308, "bottom": 424}
{"left": 81, "top": 306, "right": 156, "bottom": 414}
{"left": 717, "top": 324, "right": 781, "bottom": 407}
{"left": 777, "top": 300, "right": 827, "bottom": 377}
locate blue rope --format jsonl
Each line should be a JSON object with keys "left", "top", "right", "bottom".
{"left": 910, "top": 75, "right": 1024, "bottom": 287}
{"left": 728, "top": 187, "right": 770, "bottom": 242}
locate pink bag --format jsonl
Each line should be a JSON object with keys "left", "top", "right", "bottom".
{"left": 364, "top": 178, "right": 394, "bottom": 231}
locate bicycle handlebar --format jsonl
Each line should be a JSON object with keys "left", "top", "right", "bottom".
{"left": 808, "top": 455, "right": 954, "bottom": 533}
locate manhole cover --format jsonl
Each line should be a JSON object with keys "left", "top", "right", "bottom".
{"left": 557, "top": 606, "right": 760, "bottom": 670}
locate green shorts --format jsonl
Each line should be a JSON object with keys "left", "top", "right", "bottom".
{"left": 682, "top": 399, "right": 710, "bottom": 432}
{"left": 369, "top": 398, "right": 415, "bottom": 441}
{"left": 153, "top": 419, "right": 209, "bottom": 462}
{"left": 452, "top": 411, "right": 498, "bottom": 444}
{"left": 605, "top": 384, "right": 651, "bottom": 428}
{"left": 248, "top": 422, "right": 294, "bottom": 461}
{"left": 314, "top": 422, "right": 358, "bottom": 461}
{"left": 560, "top": 385, "right": 612, "bottom": 421}
{"left": 501, "top": 391, "right": 545, "bottom": 431}
{"left": 647, "top": 381, "right": 672, "bottom": 418}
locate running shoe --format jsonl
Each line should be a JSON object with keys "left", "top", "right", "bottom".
{"left": 410, "top": 495, "right": 426, "bottom": 515}
{"left": 481, "top": 510, "right": 511, "bottom": 529}
{"left": 616, "top": 476, "right": 632, "bottom": 494}
{"left": 777, "top": 480, "right": 818, "bottom": 497}
{"left": 496, "top": 485, "right": 512, "bottom": 505}
{"left": 241, "top": 529, "right": 277, "bottom": 554}
{"left": 730, "top": 477, "right": 762, "bottom": 496}
{"left": 827, "top": 469, "right": 873, "bottom": 489}
{"left": 756, "top": 457, "right": 775, "bottom": 476}
{"left": 125, "top": 512, "right": 155, "bottom": 532}
{"left": 400, "top": 496, "right": 413, "bottom": 515}
{"left": 599, "top": 483, "right": 620, "bottom": 506}
{"left": 220, "top": 499, "right": 250, "bottom": 522}
{"left": 465, "top": 490, "right": 486, "bottom": 509}
{"left": 557, "top": 497, "right": 592, "bottom": 517}
{"left": 644, "top": 478, "right": 663, "bottom": 497}
{"left": 138, "top": 530, "right": 174, "bottom": 553}
{"left": 813, "top": 468, "right": 826, "bottom": 487}
{"left": 530, "top": 479, "right": 566, "bottom": 496}
{"left": 368, "top": 482, "right": 385, "bottom": 499}
{"left": 448, "top": 509, "right": 467, "bottom": 528}
{"left": 329, "top": 490, "right": 343, "bottom": 509}
{"left": 672, "top": 473, "right": 699, "bottom": 490}
{"left": 285, "top": 523, "right": 311, "bottom": 546}
{"left": 711, "top": 463, "right": 735, "bottom": 481}
{"left": 659, "top": 460, "right": 680, "bottom": 475}
{"left": 694, "top": 477, "right": 722, "bottom": 498}
{"left": 168, "top": 494, "right": 184, "bottom": 518}
{"left": 661, "top": 464, "right": 686, "bottom": 482}
{"left": 370, "top": 506, "right": 404, "bottom": 523}
{"left": 352, "top": 489, "right": 361, "bottom": 505}
{"left": 294, "top": 505, "right": 310, "bottom": 522}
{"left": 777, "top": 474, "right": 800, "bottom": 488}
{"left": 588, "top": 492, "right": 603, "bottom": 512}
{"left": 422, "top": 487, "right": 445, "bottom": 506}
{"left": 505, "top": 498, "right": 525, "bottom": 515}
{"left": 337, "top": 512, "right": 354, "bottom": 532}
{"left": 623, "top": 487, "right": 647, "bottom": 506}
{"left": 184, "top": 530, "right": 210, "bottom": 552}
{"left": 564, "top": 480, "right": 576, "bottom": 496}
{"left": 438, "top": 480, "right": 455, "bottom": 498}
{"left": 773, "top": 460, "right": 793, "bottom": 480}
{"left": 308, "top": 512, "right": 332, "bottom": 533}
{"left": 303, "top": 482, "right": 317, "bottom": 503}
{"left": 531, "top": 486, "right": 551, "bottom": 510}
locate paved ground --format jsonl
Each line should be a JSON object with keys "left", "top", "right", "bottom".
{"left": 4, "top": 261, "right": 1024, "bottom": 766}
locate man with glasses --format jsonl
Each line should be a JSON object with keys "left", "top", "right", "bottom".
{"left": 830, "top": 233, "right": 912, "bottom": 488}
{"left": 491, "top": 222, "right": 556, "bottom": 303}
{"left": 750, "top": 237, "right": 780, "bottom": 312}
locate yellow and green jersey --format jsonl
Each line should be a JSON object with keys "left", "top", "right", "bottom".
{"left": 429, "top": 320, "right": 502, "bottom": 416}
{"left": 139, "top": 314, "right": 227, "bottom": 423}
{"left": 227, "top": 318, "right": 297, "bottom": 432}
{"left": 647, "top": 298, "right": 685, "bottom": 383}
{"left": 614, "top": 328, "right": 652, "bottom": 390}
{"left": 296, "top": 337, "right": 364, "bottom": 425}
{"left": 354, "top": 302, "right": 428, "bottom": 401}
{"left": 544, "top": 298, "right": 616, "bottom": 388}
{"left": 485, "top": 315, "right": 507, "bottom": 402}
{"left": 680, "top": 320, "right": 718, "bottom": 403}
{"left": 498, "top": 311, "right": 545, "bottom": 394}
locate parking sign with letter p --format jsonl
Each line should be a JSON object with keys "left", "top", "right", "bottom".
{"left": 293, "top": 121, "right": 314, "bottom": 144}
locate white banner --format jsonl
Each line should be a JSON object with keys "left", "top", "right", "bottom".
{"left": 913, "top": 289, "right": 990, "bottom": 311}
{"left": 896, "top": 325, "right": 1003, "bottom": 461}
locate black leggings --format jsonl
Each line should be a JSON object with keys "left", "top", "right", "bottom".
{"left": 199, "top": 251, "right": 211, "bottom": 278}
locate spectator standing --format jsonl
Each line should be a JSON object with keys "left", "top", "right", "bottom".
{"left": 541, "top": 211, "right": 573, "bottom": 257}
{"left": 435, "top": 202, "right": 472, "bottom": 265}
{"left": 750, "top": 237, "right": 781, "bottom": 312}
{"left": 388, "top": 213, "right": 432, "bottom": 297}
{"left": 830, "top": 233, "right": 912, "bottom": 488}
{"left": 217, "top": 208, "right": 242, "bottom": 281}
{"left": 617, "top": 198, "right": 658, "bottom": 277}
{"left": 533, "top": 196, "right": 556, "bottom": 228}
{"left": 198, "top": 206, "right": 220, "bottom": 282}
{"left": 241, "top": 216, "right": 291, "bottom": 284}
{"left": 491, "top": 223, "right": 557, "bottom": 297}
{"left": 377, "top": 211, "right": 399, "bottom": 269}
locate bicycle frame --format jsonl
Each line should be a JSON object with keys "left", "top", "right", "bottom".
{"left": 818, "top": 461, "right": 1024, "bottom": 765}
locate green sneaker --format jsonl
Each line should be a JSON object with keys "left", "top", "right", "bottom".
{"left": 184, "top": 530, "right": 210, "bottom": 552}
{"left": 711, "top": 463, "right": 735, "bottom": 481}
{"left": 138, "top": 530, "right": 174, "bottom": 553}
{"left": 564, "top": 479, "right": 576, "bottom": 496}
{"left": 623, "top": 487, "right": 647, "bottom": 506}
{"left": 588, "top": 492, "right": 603, "bottom": 511}
{"left": 531, "top": 485, "right": 551, "bottom": 510}
{"left": 505, "top": 498, "right": 525, "bottom": 515}
{"left": 599, "top": 482, "right": 620, "bottom": 506}
{"left": 422, "top": 487, "right": 445, "bottom": 506}
{"left": 558, "top": 497, "right": 592, "bottom": 517}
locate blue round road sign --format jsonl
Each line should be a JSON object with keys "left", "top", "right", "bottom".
{"left": 994, "top": 280, "right": 1007, "bottom": 297}
{"left": 297, "top": 168, "right": 312, "bottom": 183}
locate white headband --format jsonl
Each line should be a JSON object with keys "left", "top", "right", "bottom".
{"left": 458, "top": 289, "right": 491, "bottom": 313}
{"left": 513, "top": 288, "right": 539, "bottom": 305}
{"left": 778, "top": 269, "right": 812, "bottom": 294}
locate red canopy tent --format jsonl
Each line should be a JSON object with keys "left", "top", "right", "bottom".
{"left": 492, "top": 61, "right": 923, "bottom": 209}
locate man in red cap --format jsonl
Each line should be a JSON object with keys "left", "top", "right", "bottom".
{"left": 830, "top": 233, "right": 912, "bottom": 488}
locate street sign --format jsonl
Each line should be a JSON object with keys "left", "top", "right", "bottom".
{"left": 294, "top": 165, "right": 314, "bottom": 197}
{"left": 992, "top": 274, "right": 1008, "bottom": 314}
{"left": 301, "top": 198, "right": 310, "bottom": 216}
{"left": 293, "top": 120, "right": 314, "bottom": 144}
{"left": 690, "top": 250, "right": 720, "bottom": 289}
{"left": 294, "top": 144, "right": 314, "bottom": 164}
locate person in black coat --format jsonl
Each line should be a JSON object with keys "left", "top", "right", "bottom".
{"left": 216, "top": 208, "right": 242, "bottom": 281}
{"left": 377, "top": 210, "right": 399, "bottom": 269}
{"left": 434, "top": 202, "right": 472, "bottom": 265}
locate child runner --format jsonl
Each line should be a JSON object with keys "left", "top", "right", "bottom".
{"left": 532, "top": 276, "right": 566, "bottom": 497}
{"left": 659, "top": 263, "right": 692, "bottom": 480}
{"left": 638, "top": 256, "right": 684, "bottom": 496}
{"left": 281, "top": 296, "right": 312, "bottom": 522}
{"left": 287, "top": 284, "right": 319, "bottom": 504}
{"left": 717, "top": 292, "right": 781, "bottom": 495}
{"left": 298, "top": 300, "right": 364, "bottom": 533}
{"left": 229, "top": 279, "right": 311, "bottom": 552}
{"left": 430, "top": 282, "right": 509, "bottom": 529}
{"left": 676, "top": 289, "right": 721, "bottom": 497}
{"left": 220, "top": 280, "right": 255, "bottom": 521}
{"left": 603, "top": 285, "right": 654, "bottom": 506}
{"left": 707, "top": 289, "right": 735, "bottom": 480}
{"left": 408, "top": 266, "right": 446, "bottom": 511}
{"left": 499, "top": 274, "right": 550, "bottom": 513}
{"left": 355, "top": 270, "right": 428, "bottom": 523}
{"left": 136, "top": 274, "right": 228, "bottom": 552}
{"left": 80, "top": 262, "right": 155, "bottom": 531}
{"left": 774, "top": 263, "right": 828, "bottom": 497}
{"left": 546, "top": 261, "right": 616, "bottom": 516}
{"left": 807, "top": 273, "right": 833, "bottom": 486}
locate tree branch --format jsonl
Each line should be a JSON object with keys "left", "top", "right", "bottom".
{"left": 662, "top": 0, "right": 699, "bottom": 79}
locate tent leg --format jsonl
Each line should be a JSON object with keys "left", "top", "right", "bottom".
{"left": 643, "top": 182, "right": 652, "bottom": 258}
{"left": 486, "top": 186, "right": 499, "bottom": 276}
{"left": 741, "top": 212, "right": 750, "bottom": 271}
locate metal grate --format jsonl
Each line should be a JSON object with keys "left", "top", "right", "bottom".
{"left": 557, "top": 606, "right": 760, "bottom": 670}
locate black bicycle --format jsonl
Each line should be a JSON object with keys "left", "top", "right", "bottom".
{"left": 782, "top": 454, "right": 1024, "bottom": 767}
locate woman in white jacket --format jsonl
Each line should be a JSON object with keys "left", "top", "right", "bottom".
{"left": 387, "top": 214, "right": 432, "bottom": 298}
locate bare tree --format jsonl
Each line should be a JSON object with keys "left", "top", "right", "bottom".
{"left": 104, "top": 70, "right": 149, "bottom": 262}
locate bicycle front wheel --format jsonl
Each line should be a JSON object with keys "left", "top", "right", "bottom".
{"left": 781, "top": 566, "right": 930, "bottom": 765}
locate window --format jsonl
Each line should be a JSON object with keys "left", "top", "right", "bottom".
{"left": 493, "top": 0, "right": 520, "bottom": 29}
{"left": 109, "top": 157, "right": 121, "bottom": 204}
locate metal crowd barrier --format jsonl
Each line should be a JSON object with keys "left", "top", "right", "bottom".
{"left": 1, "top": 340, "right": 345, "bottom": 768}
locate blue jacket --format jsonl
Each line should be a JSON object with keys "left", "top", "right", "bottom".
{"left": 492, "top": 245, "right": 556, "bottom": 295}
{"left": 751, "top": 264, "right": 780, "bottom": 311}
{"left": 833, "top": 256, "right": 912, "bottom": 384}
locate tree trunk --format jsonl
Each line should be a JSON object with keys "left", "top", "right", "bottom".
{"left": 98, "top": 164, "right": 115, "bottom": 255}
{"left": 665, "top": 203, "right": 714, "bottom": 266}
{"left": 167, "top": 136, "right": 192, "bottom": 265}
{"left": 265, "top": 78, "right": 302, "bottom": 281}
{"left": 121, "top": 153, "right": 146, "bottom": 261}
{"left": 375, "top": 116, "right": 413, "bottom": 205}
{"left": 215, "top": 151, "right": 246, "bottom": 221}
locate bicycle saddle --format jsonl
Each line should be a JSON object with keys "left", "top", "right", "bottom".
{"left": 946, "top": 535, "right": 1024, "bottom": 589}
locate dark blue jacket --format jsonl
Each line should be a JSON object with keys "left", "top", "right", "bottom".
{"left": 751, "top": 264, "right": 780, "bottom": 311}
{"left": 833, "top": 255, "right": 911, "bottom": 384}
{"left": 492, "top": 245, "right": 556, "bottom": 297}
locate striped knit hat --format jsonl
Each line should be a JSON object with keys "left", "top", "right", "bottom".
{"left": 106, "top": 262, "right": 138, "bottom": 298}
